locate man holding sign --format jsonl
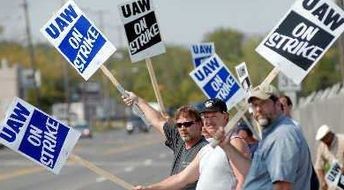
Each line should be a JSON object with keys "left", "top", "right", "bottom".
{"left": 217, "top": 85, "right": 313, "bottom": 190}
{"left": 133, "top": 98, "right": 250, "bottom": 190}
{"left": 315, "top": 124, "right": 344, "bottom": 190}
{"left": 122, "top": 92, "right": 208, "bottom": 190}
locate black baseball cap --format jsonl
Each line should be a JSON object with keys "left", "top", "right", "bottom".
{"left": 200, "top": 98, "right": 227, "bottom": 113}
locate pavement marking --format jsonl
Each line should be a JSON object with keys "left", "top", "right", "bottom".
{"left": 96, "top": 177, "right": 107, "bottom": 183}
{"left": 143, "top": 159, "right": 152, "bottom": 166}
{"left": 0, "top": 166, "right": 44, "bottom": 181}
{"left": 124, "top": 166, "right": 135, "bottom": 172}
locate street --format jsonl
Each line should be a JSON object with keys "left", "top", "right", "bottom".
{"left": 0, "top": 128, "right": 173, "bottom": 190}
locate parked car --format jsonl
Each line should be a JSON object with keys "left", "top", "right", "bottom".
{"left": 126, "top": 116, "right": 150, "bottom": 134}
{"left": 74, "top": 121, "right": 93, "bottom": 138}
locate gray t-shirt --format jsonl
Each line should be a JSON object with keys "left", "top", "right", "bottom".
{"left": 243, "top": 115, "right": 312, "bottom": 190}
{"left": 163, "top": 122, "right": 208, "bottom": 190}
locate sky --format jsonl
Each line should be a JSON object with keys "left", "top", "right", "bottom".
{"left": 0, "top": 0, "right": 295, "bottom": 47}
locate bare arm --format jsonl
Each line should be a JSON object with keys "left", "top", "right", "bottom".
{"left": 229, "top": 137, "right": 250, "bottom": 190}
{"left": 122, "top": 92, "right": 167, "bottom": 135}
{"left": 134, "top": 153, "right": 201, "bottom": 190}
{"left": 273, "top": 181, "right": 292, "bottom": 190}
{"left": 316, "top": 169, "right": 328, "bottom": 190}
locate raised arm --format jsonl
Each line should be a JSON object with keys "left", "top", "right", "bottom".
{"left": 122, "top": 92, "right": 167, "bottom": 135}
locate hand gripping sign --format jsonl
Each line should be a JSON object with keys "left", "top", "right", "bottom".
{"left": 189, "top": 53, "right": 245, "bottom": 111}
{"left": 40, "top": 0, "right": 116, "bottom": 81}
{"left": 190, "top": 42, "right": 215, "bottom": 68}
{"left": 256, "top": 0, "right": 344, "bottom": 84}
{"left": 0, "top": 97, "right": 80, "bottom": 174}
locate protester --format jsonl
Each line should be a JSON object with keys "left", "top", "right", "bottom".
{"left": 315, "top": 124, "right": 344, "bottom": 190}
{"left": 235, "top": 121, "right": 258, "bottom": 158}
{"left": 122, "top": 92, "right": 208, "bottom": 190}
{"left": 133, "top": 98, "right": 250, "bottom": 190}
{"left": 218, "top": 84, "right": 312, "bottom": 190}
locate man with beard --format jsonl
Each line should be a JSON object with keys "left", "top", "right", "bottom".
{"left": 217, "top": 85, "right": 312, "bottom": 190}
{"left": 122, "top": 92, "right": 208, "bottom": 190}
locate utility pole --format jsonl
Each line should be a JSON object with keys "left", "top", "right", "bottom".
{"left": 96, "top": 9, "right": 112, "bottom": 127}
{"left": 60, "top": 0, "right": 71, "bottom": 125}
{"left": 336, "top": 0, "right": 344, "bottom": 83}
{"left": 23, "top": 0, "right": 40, "bottom": 105}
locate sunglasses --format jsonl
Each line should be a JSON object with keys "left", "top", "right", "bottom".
{"left": 176, "top": 121, "right": 195, "bottom": 128}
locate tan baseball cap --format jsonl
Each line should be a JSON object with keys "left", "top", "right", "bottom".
{"left": 248, "top": 85, "right": 279, "bottom": 103}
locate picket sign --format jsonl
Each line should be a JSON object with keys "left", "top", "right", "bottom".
{"left": 325, "top": 161, "right": 344, "bottom": 189}
{"left": 70, "top": 154, "right": 133, "bottom": 189}
{"left": 145, "top": 58, "right": 167, "bottom": 117}
{"left": 210, "top": 67, "right": 280, "bottom": 147}
{"left": 0, "top": 97, "right": 80, "bottom": 174}
{"left": 118, "top": 0, "right": 167, "bottom": 117}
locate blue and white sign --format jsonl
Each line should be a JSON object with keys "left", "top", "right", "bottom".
{"left": 118, "top": 0, "right": 165, "bottom": 63}
{"left": 189, "top": 54, "right": 245, "bottom": 110}
{"left": 0, "top": 98, "right": 80, "bottom": 174}
{"left": 256, "top": 0, "right": 344, "bottom": 84}
{"left": 190, "top": 42, "right": 215, "bottom": 68}
{"left": 40, "top": 0, "right": 116, "bottom": 80}
{"left": 326, "top": 162, "right": 344, "bottom": 189}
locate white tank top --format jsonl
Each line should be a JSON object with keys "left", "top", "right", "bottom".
{"left": 196, "top": 144, "right": 236, "bottom": 190}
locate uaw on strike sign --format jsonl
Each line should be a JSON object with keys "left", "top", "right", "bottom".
{"left": 0, "top": 98, "right": 80, "bottom": 174}
{"left": 189, "top": 54, "right": 245, "bottom": 110}
{"left": 256, "top": 0, "right": 344, "bottom": 84}
{"left": 119, "top": 0, "right": 165, "bottom": 63}
{"left": 41, "top": 0, "right": 116, "bottom": 80}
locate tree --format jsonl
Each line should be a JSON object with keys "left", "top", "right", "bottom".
{"left": 203, "top": 28, "right": 244, "bottom": 63}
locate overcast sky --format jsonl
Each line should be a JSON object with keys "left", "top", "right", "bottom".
{"left": 0, "top": 0, "right": 295, "bottom": 47}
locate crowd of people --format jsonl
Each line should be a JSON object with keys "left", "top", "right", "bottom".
{"left": 122, "top": 84, "right": 344, "bottom": 190}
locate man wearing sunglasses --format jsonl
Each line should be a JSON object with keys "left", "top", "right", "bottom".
{"left": 122, "top": 92, "right": 208, "bottom": 190}
{"left": 133, "top": 98, "right": 250, "bottom": 190}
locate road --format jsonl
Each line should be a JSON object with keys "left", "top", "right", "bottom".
{"left": 0, "top": 128, "right": 173, "bottom": 190}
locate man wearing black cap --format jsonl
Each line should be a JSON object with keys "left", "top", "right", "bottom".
{"left": 134, "top": 98, "right": 250, "bottom": 190}
{"left": 122, "top": 92, "right": 208, "bottom": 190}
{"left": 217, "top": 85, "right": 313, "bottom": 190}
